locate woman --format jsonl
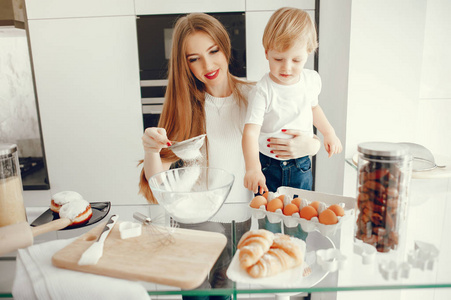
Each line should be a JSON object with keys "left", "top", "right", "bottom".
{"left": 138, "top": 12, "right": 320, "bottom": 294}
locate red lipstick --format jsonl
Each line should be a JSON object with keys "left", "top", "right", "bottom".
{"left": 205, "top": 69, "right": 219, "bottom": 80}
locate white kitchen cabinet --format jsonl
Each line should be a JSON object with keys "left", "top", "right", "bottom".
{"left": 27, "top": 16, "right": 144, "bottom": 205}
{"left": 134, "top": 0, "right": 245, "bottom": 15}
{"left": 25, "top": 0, "right": 135, "bottom": 19}
{"left": 245, "top": 10, "right": 316, "bottom": 81}
{"left": 245, "top": 0, "right": 315, "bottom": 11}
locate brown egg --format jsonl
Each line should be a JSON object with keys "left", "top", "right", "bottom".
{"left": 261, "top": 191, "right": 269, "bottom": 200}
{"left": 250, "top": 195, "right": 267, "bottom": 209}
{"left": 328, "top": 204, "right": 345, "bottom": 217}
{"left": 283, "top": 203, "right": 299, "bottom": 216}
{"left": 300, "top": 206, "right": 318, "bottom": 220}
{"left": 319, "top": 209, "right": 338, "bottom": 225}
{"left": 291, "top": 197, "right": 301, "bottom": 208}
{"left": 310, "top": 201, "right": 320, "bottom": 212}
{"left": 267, "top": 198, "right": 283, "bottom": 212}
{"left": 278, "top": 194, "right": 285, "bottom": 202}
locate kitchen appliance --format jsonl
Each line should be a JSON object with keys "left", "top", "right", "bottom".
{"left": 148, "top": 167, "right": 234, "bottom": 224}
{"left": 137, "top": 12, "right": 246, "bottom": 129}
{"left": 0, "top": 143, "right": 27, "bottom": 227}
{"left": 19, "top": 156, "right": 44, "bottom": 178}
{"left": 355, "top": 142, "right": 412, "bottom": 254}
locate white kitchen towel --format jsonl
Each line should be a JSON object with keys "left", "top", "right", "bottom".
{"left": 12, "top": 238, "right": 150, "bottom": 300}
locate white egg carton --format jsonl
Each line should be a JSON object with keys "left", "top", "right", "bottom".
{"left": 250, "top": 186, "right": 356, "bottom": 237}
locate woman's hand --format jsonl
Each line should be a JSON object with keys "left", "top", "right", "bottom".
{"left": 323, "top": 133, "right": 343, "bottom": 158}
{"left": 267, "top": 129, "right": 321, "bottom": 159}
{"left": 142, "top": 127, "right": 172, "bottom": 154}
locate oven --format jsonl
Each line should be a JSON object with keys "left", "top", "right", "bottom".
{"left": 136, "top": 12, "right": 246, "bottom": 129}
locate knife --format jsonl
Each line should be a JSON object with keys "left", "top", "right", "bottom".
{"left": 78, "top": 214, "right": 119, "bottom": 266}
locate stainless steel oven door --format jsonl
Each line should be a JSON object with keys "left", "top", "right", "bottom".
{"left": 141, "top": 79, "right": 166, "bottom": 128}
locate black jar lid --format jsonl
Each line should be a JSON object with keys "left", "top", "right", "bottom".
{"left": 358, "top": 142, "right": 408, "bottom": 158}
{"left": 0, "top": 143, "right": 18, "bottom": 159}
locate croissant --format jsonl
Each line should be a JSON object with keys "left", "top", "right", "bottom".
{"left": 246, "top": 233, "right": 304, "bottom": 278}
{"left": 237, "top": 229, "right": 275, "bottom": 269}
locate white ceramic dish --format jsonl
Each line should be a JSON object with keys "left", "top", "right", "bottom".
{"left": 226, "top": 231, "right": 334, "bottom": 288}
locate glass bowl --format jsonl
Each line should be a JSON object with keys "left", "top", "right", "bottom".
{"left": 148, "top": 167, "right": 235, "bottom": 224}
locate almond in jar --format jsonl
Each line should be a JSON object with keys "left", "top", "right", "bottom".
{"left": 0, "top": 144, "right": 27, "bottom": 227}
{"left": 355, "top": 142, "right": 412, "bottom": 254}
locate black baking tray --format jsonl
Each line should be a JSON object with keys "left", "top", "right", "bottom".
{"left": 30, "top": 202, "right": 111, "bottom": 230}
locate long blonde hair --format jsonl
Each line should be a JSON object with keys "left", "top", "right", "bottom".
{"left": 139, "top": 13, "right": 250, "bottom": 202}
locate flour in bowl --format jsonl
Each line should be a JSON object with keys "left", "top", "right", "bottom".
{"left": 163, "top": 191, "right": 224, "bottom": 223}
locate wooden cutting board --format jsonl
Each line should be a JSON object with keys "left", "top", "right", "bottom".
{"left": 52, "top": 221, "right": 227, "bottom": 289}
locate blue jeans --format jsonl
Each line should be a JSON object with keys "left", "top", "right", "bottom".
{"left": 259, "top": 153, "right": 313, "bottom": 192}
{"left": 258, "top": 153, "right": 312, "bottom": 240}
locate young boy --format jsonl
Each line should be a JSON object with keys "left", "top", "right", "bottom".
{"left": 242, "top": 7, "right": 342, "bottom": 195}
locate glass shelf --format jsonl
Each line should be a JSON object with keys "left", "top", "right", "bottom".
{"left": 148, "top": 200, "right": 451, "bottom": 296}
{"left": 1, "top": 200, "right": 451, "bottom": 298}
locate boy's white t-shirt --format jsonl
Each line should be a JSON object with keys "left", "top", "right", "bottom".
{"left": 245, "top": 69, "right": 321, "bottom": 160}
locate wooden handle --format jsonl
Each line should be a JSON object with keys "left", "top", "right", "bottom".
{"left": 31, "top": 218, "right": 72, "bottom": 237}
{"left": 0, "top": 222, "right": 34, "bottom": 256}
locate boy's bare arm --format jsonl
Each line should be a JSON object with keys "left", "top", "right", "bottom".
{"left": 312, "top": 105, "right": 343, "bottom": 157}
{"left": 242, "top": 124, "right": 268, "bottom": 194}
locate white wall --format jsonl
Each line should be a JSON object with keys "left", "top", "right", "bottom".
{"left": 344, "top": 0, "right": 425, "bottom": 161}
{"left": 417, "top": 0, "right": 451, "bottom": 158}
{"left": 419, "top": 0, "right": 451, "bottom": 101}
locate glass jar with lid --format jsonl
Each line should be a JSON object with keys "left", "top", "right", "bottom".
{"left": 355, "top": 142, "right": 412, "bottom": 253}
{"left": 0, "top": 144, "right": 27, "bottom": 227}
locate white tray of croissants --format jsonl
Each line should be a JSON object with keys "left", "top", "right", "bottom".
{"left": 227, "top": 229, "right": 333, "bottom": 288}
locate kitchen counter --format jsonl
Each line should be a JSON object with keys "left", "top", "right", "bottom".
{"left": 1, "top": 200, "right": 451, "bottom": 299}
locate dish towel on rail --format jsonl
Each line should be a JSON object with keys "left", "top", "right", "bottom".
{"left": 12, "top": 238, "right": 150, "bottom": 300}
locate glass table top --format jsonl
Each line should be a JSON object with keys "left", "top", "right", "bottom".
{"left": 1, "top": 196, "right": 451, "bottom": 298}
